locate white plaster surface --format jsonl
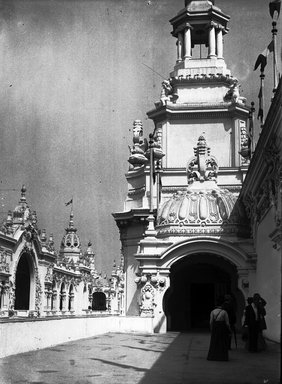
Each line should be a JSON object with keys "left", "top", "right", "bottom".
{"left": 0, "top": 316, "right": 154, "bottom": 358}
{"left": 255, "top": 208, "right": 281, "bottom": 343}
{"left": 166, "top": 120, "right": 232, "bottom": 168}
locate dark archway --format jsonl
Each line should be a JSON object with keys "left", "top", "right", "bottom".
{"left": 68, "top": 284, "right": 74, "bottom": 311}
{"left": 92, "top": 291, "right": 106, "bottom": 311}
{"left": 164, "top": 253, "right": 243, "bottom": 331}
{"left": 59, "top": 283, "right": 65, "bottom": 311}
{"left": 51, "top": 281, "right": 56, "bottom": 310}
{"left": 14, "top": 253, "right": 31, "bottom": 310}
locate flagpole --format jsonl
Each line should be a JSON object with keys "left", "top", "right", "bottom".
{"left": 145, "top": 134, "right": 157, "bottom": 237}
{"left": 156, "top": 160, "right": 161, "bottom": 213}
{"left": 272, "top": 21, "right": 278, "bottom": 90}
{"left": 259, "top": 69, "right": 265, "bottom": 126}
{"left": 149, "top": 134, "right": 154, "bottom": 214}
{"left": 249, "top": 101, "right": 255, "bottom": 155}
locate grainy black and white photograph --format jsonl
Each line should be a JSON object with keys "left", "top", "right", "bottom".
{"left": 0, "top": 0, "right": 281, "bottom": 383}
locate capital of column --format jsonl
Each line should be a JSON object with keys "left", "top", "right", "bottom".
{"left": 208, "top": 21, "right": 217, "bottom": 30}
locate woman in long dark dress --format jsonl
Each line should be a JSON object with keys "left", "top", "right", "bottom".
{"left": 207, "top": 297, "right": 231, "bottom": 361}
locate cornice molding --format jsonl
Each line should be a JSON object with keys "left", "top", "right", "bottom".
{"left": 147, "top": 103, "right": 249, "bottom": 122}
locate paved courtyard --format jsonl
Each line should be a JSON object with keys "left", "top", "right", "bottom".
{"left": 0, "top": 331, "right": 280, "bottom": 384}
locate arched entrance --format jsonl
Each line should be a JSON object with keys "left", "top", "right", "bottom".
{"left": 14, "top": 253, "right": 31, "bottom": 310}
{"left": 92, "top": 292, "right": 106, "bottom": 311}
{"left": 163, "top": 253, "right": 244, "bottom": 331}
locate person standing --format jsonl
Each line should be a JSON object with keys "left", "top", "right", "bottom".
{"left": 207, "top": 296, "right": 231, "bottom": 361}
{"left": 243, "top": 293, "right": 267, "bottom": 352}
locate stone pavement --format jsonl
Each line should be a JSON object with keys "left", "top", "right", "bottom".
{"left": 0, "top": 331, "right": 280, "bottom": 384}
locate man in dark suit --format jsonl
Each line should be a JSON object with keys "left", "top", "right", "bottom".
{"left": 243, "top": 294, "right": 267, "bottom": 352}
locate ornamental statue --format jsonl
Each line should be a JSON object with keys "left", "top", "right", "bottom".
{"left": 128, "top": 120, "right": 148, "bottom": 168}
{"left": 187, "top": 135, "right": 218, "bottom": 183}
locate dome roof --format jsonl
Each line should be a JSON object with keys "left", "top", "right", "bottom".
{"left": 60, "top": 211, "right": 81, "bottom": 257}
{"left": 157, "top": 187, "right": 242, "bottom": 233}
{"left": 156, "top": 136, "right": 246, "bottom": 236}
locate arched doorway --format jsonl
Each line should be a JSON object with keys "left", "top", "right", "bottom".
{"left": 14, "top": 253, "right": 32, "bottom": 310}
{"left": 92, "top": 291, "right": 106, "bottom": 311}
{"left": 59, "top": 283, "right": 66, "bottom": 311}
{"left": 164, "top": 253, "right": 243, "bottom": 331}
{"left": 68, "top": 284, "right": 74, "bottom": 311}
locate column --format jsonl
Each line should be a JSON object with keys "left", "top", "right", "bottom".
{"left": 184, "top": 27, "right": 192, "bottom": 59}
{"left": 44, "top": 287, "right": 49, "bottom": 310}
{"left": 177, "top": 32, "right": 183, "bottom": 63}
{"left": 51, "top": 289, "right": 57, "bottom": 311}
{"left": 216, "top": 27, "right": 223, "bottom": 59}
{"left": 208, "top": 23, "right": 216, "bottom": 58}
{"left": 69, "top": 292, "right": 74, "bottom": 312}
{"left": 47, "top": 291, "right": 52, "bottom": 310}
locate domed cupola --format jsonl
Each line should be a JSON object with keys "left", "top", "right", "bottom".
{"left": 12, "top": 185, "right": 31, "bottom": 225}
{"left": 59, "top": 210, "right": 82, "bottom": 263}
{"left": 157, "top": 135, "right": 247, "bottom": 236}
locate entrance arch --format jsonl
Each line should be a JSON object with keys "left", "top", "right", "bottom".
{"left": 92, "top": 292, "right": 106, "bottom": 311}
{"left": 14, "top": 253, "right": 32, "bottom": 310}
{"left": 163, "top": 253, "right": 245, "bottom": 331}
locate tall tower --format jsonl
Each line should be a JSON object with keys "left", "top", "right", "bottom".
{"left": 148, "top": 0, "right": 249, "bottom": 193}
{"left": 113, "top": 0, "right": 254, "bottom": 333}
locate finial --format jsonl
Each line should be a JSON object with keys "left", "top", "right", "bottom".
{"left": 69, "top": 210, "right": 74, "bottom": 228}
{"left": 49, "top": 233, "right": 54, "bottom": 246}
{"left": 20, "top": 185, "right": 27, "bottom": 203}
{"left": 6, "top": 210, "right": 12, "bottom": 223}
{"left": 40, "top": 229, "right": 47, "bottom": 243}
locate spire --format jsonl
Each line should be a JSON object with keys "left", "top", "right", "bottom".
{"left": 11, "top": 185, "right": 31, "bottom": 225}
{"left": 59, "top": 209, "right": 81, "bottom": 263}
{"left": 68, "top": 209, "right": 75, "bottom": 230}
{"left": 19, "top": 185, "right": 27, "bottom": 206}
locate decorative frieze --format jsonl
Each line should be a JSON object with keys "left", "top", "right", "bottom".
{"left": 0, "top": 250, "right": 10, "bottom": 274}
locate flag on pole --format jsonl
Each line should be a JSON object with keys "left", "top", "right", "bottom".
{"left": 269, "top": 0, "right": 281, "bottom": 19}
{"left": 65, "top": 198, "right": 73, "bottom": 206}
{"left": 257, "top": 86, "right": 263, "bottom": 122}
{"left": 254, "top": 40, "right": 274, "bottom": 71}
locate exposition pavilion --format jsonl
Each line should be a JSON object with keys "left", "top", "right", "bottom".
{"left": 0, "top": 0, "right": 281, "bottom": 357}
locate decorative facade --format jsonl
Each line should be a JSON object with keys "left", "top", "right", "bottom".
{"left": 113, "top": 0, "right": 281, "bottom": 340}
{"left": 0, "top": 186, "right": 124, "bottom": 319}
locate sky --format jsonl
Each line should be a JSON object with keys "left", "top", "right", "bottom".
{"left": 0, "top": 0, "right": 280, "bottom": 275}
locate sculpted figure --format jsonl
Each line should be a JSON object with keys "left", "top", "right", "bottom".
{"left": 160, "top": 79, "right": 173, "bottom": 105}
{"left": 140, "top": 283, "right": 155, "bottom": 316}
{"left": 224, "top": 80, "right": 246, "bottom": 105}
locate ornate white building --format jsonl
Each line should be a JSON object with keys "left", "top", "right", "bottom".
{"left": 113, "top": 0, "right": 281, "bottom": 340}
{"left": 0, "top": 185, "right": 124, "bottom": 319}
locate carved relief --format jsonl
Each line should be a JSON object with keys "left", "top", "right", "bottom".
{"left": 0, "top": 250, "right": 10, "bottom": 273}
{"left": 187, "top": 135, "right": 218, "bottom": 183}
{"left": 239, "top": 120, "right": 251, "bottom": 162}
{"left": 45, "top": 264, "right": 54, "bottom": 284}
{"left": 35, "top": 266, "right": 42, "bottom": 315}
{"left": 243, "top": 137, "right": 281, "bottom": 239}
